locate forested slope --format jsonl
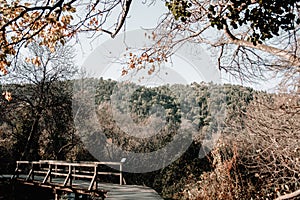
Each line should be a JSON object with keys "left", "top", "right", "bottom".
{"left": 1, "top": 78, "right": 299, "bottom": 199}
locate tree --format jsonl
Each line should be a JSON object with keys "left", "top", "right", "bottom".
{"left": 177, "top": 92, "right": 300, "bottom": 200}
{"left": 1, "top": 0, "right": 299, "bottom": 88}
{"left": 0, "top": 0, "right": 132, "bottom": 75}
{"left": 236, "top": 93, "right": 300, "bottom": 199}
{"left": 0, "top": 43, "right": 77, "bottom": 160}
{"left": 146, "top": 0, "right": 300, "bottom": 87}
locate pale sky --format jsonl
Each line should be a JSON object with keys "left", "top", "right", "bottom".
{"left": 75, "top": 1, "right": 279, "bottom": 92}
{"left": 75, "top": 1, "right": 168, "bottom": 66}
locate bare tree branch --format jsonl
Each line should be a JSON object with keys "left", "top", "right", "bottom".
{"left": 111, "top": 0, "right": 132, "bottom": 38}
{"left": 223, "top": 24, "right": 300, "bottom": 69}
{"left": 275, "top": 188, "right": 300, "bottom": 200}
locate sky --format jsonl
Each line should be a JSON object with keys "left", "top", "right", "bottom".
{"left": 74, "top": 1, "right": 168, "bottom": 65}
{"left": 74, "top": 1, "right": 279, "bottom": 92}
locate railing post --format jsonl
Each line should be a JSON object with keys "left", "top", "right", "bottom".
{"left": 49, "top": 163, "right": 52, "bottom": 182}
{"left": 120, "top": 158, "right": 126, "bottom": 185}
{"left": 43, "top": 162, "right": 52, "bottom": 184}
{"left": 88, "top": 164, "right": 98, "bottom": 190}
{"left": 11, "top": 162, "right": 19, "bottom": 179}
{"left": 69, "top": 164, "right": 72, "bottom": 186}
{"left": 54, "top": 164, "right": 57, "bottom": 178}
{"left": 32, "top": 162, "right": 34, "bottom": 180}
{"left": 63, "top": 164, "right": 72, "bottom": 186}
{"left": 119, "top": 164, "right": 122, "bottom": 185}
{"left": 26, "top": 162, "right": 34, "bottom": 181}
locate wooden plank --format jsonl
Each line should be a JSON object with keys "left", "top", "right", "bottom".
{"left": 34, "top": 170, "right": 47, "bottom": 174}
{"left": 16, "top": 179, "right": 107, "bottom": 195}
{"left": 94, "top": 161, "right": 122, "bottom": 166}
{"left": 51, "top": 172, "right": 68, "bottom": 177}
{"left": 97, "top": 172, "right": 121, "bottom": 176}
{"left": 98, "top": 183, "right": 163, "bottom": 200}
{"left": 49, "top": 162, "right": 96, "bottom": 168}
{"left": 12, "top": 175, "right": 163, "bottom": 200}
{"left": 16, "top": 161, "right": 31, "bottom": 164}
{"left": 72, "top": 174, "right": 93, "bottom": 179}
{"left": 74, "top": 170, "right": 93, "bottom": 174}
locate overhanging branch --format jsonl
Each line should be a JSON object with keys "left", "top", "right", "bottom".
{"left": 111, "top": 0, "right": 132, "bottom": 38}
{"left": 223, "top": 24, "right": 300, "bottom": 68}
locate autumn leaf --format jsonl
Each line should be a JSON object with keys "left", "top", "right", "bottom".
{"left": 25, "top": 57, "right": 31, "bottom": 63}
{"left": 0, "top": 61, "right": 8, "bottom": 75}
{"left": 32, "top": 56, "right": 41, "bottom": 66}
{"left": 2, "top": 91, "right": 12, "bottom": 101}
{"left": 122, "top": 69, "right": 128, "bottom": 76}
{"left": 129, "top": 63, "right": 135, "bottom": 69}
{"left": 148, "top": 65, "right": 155, "bottom": 75}
{"left": 141, "top": 52, "right": 149, "bottom": 61}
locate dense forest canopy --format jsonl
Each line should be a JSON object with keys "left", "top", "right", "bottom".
{"left": 1, "top": 76, "right": 299, "bottom": 199}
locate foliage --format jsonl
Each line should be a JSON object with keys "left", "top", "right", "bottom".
{"left": 0, "top": 43, "right": 78, "bottom": 161}
{"left": 0, "top": 0, "right": 132, "bottom": 75}
{"left": 207, "top": 0, "right": 300, "bottom": 44}
{"left": 180, "top": 139, "right": 250, "bottom": 200}
{"left": 179, "top": 92, "right": 300, "bottom": 200}
{"left": 1, "top": 0, "right": 299, "bottom": 89}
{"left": 91, "top": 80, "right": 254, "bottom": 198}
{"left": 235, "top": 93, "right": 300, "bottom": 199}
{"left": 151, "top": 0, "right": 300, "bottom": 86}
{"left": 1, "top": 1, "right": 299, "bottom": 198}
{"left": 2, "top": 75, "right": 299, "bottom": 199}
{"left": 165, "top": 0, "right": 192, "bottom": 22}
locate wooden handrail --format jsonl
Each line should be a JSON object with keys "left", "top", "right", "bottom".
{"left": 12, "top": 158, "right": 127, "bottom": 189}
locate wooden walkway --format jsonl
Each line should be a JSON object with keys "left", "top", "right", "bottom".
{"left": 6, "top": 160, "right": 163, "bottom": 200}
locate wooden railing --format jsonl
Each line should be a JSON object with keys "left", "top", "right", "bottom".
{"left": 11, "top": 159, "right": 126, "bottom": 191}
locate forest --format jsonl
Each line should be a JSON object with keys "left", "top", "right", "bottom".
{"left": 1, "top": 75, "right": 299, "bottom": 199}
{"left": 1, "top": 0, "right": 300, "bottom": 199}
